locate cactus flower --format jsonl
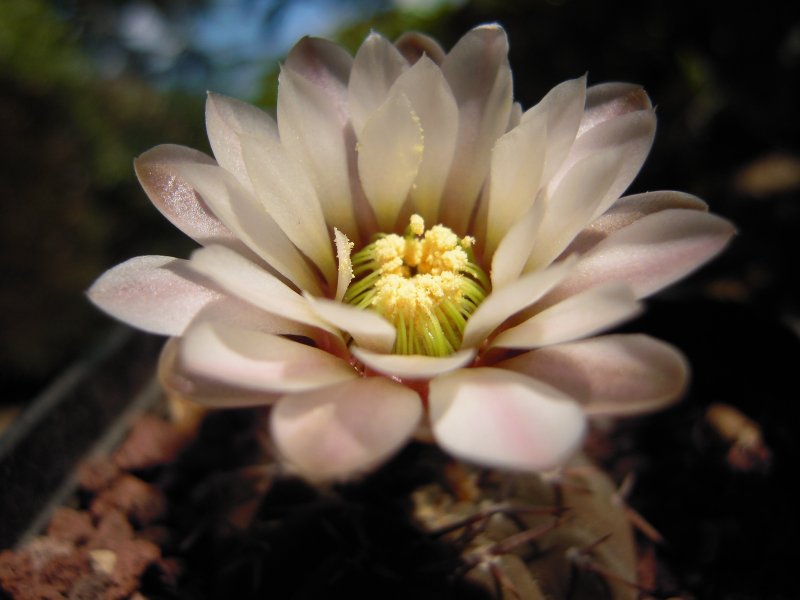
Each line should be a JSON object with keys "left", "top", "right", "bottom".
{"left": 89, "top": 25, "right": 734, "bottom": 480}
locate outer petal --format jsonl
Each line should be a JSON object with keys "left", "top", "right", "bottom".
{"left": 88, "top": 256, "right": 221, "bottom": 336}
{"left": 348, "top": 32, "right": 408, "bottom": 135}
{"left": 394, "top": 31, "right": 446, "bottom": 65}
{"left": 543, "top": 209, "right": 736, "bottom": 305}
{"left": 578, "top": 82, "right": 652, "bottom": 136}
{"left": 271, "top": 377, "right": 422, "bottom": 481}
{"left": 428, "top": 368, "right": 586, "bottom": 471}
{"left": 171, "top": 161, "right": 322, "bottom": 293}
{"left": 180, "top": 321, "right": 357, "bottom": 393}
{"left": 491, "top": 283, "right": 642, "bottom": 349}
{"left": 357, "top": 91, "right": 423, "bottom": 231}
{"left": 134, "top": 145, "right": 243, "bottom": 250}
{"left": 285, "top": 36, "right": 352, "bottom": 119}
{"left": 205, "top": 92, "right": 279, "bottom": 189}
{"left": 304, "top": 295, "right": 396, "bottom": 354}
{"left": 496, "top": 334, "right": 689, "bottom": 416}
{"left": 351, "top": 347, "right": 475, "bottom": 380}
{"left": 240, "top": 133, "right": 336, "bottom": 285}
{"left": 440, "top": 24, "right": 513, "bottom": 234}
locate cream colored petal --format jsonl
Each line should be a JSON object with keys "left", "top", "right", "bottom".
{"left": 391, "top": 56, "right": 459, "bottom": 225}
{"left": 485, "top": 110, "right": 547, "bottom": 257}
{"left": 304, "top": 294, "right": 395, "bottom": 354}
{"left": 563, "top": 190, "right": 708, "bottom": 257}
{"left": 462, "top": 258, "right": 575, "bottom": 349}
{"left": 492, "top": 283, "right": 642, "bottom": 350}
{"left": 188, "top": 245, "right": 334, "bottom": 334}
{"left": 349, "top": 32, "right": 408, "bottom": 135}
{"left": 543, "top": 209, "right": 737, "bottom": 304}
{"left": 428, "top": 368, "right": 586, "bottom": 471}
{"left": 553, "top": 109, "right": 657, "bottom": 220}
{"left": 160, "top": 338, "right": 281, "bottom": 408}
{"left": 334, "top": 228, "right": 355, "bottom": 302}
{"left": 277, "top": 65, "right": 359, "bottom": 240}
{"left": 240, "top": 133, "right": 335, "bottom": 285}
{"left": 285, "top": 36, "right": 352, "bottom": 119}
{"left": 440, "top": 24, "right": 513, "bottom": 234}
{"left": 496, "top": 334, "right": 688, "bottom": 416}
{"left": 351, "top": 347, "right": 475, "bottom": 380}
{"left": 88, "top": 256, "right": 221, "bottom": 336}
{"left": 526, "top": 149, "right": 624, "bottom": 271}
{"left": 521, "top": 75, "right": 587, "bottom": 184}
{"left": 490, "top": 198, "right": 546, "bottom": 289}
{"left": 357, "top": 92, "right": 423, "bottom": 231}
{"left": 578, "top": 82, "right": 652, "bottom": 136}
{"left": 205, "top": 91, "right": 279, "bottom": 188}
{"left": 271, "top": 377, "right": 422, "bottom": 481}
{"left": 134, "top": 145, "right": 244, "bottom": 250}
{"left": 394, "top": 31, "right": 446, "bottom": 65}
{"left": 181, "top": 321, "right": 357, "bottom": 393}
{"left": 191, "top": 296, "right": 312, "bottom": 337}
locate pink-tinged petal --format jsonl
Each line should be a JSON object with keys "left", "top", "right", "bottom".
{"left": 394, "top": 31, "right": 446, "bottom": 65}
{"left": 526, "top": 149, "right": 625, "bottom": 271}
{"left": 392, "top": 57, "right": 459, "bottom": 225}
{"left": 159, "top": 338, "right": 280, "bottom": 408}
{"left": 579, "top": 82, "right": 652, "bottom": 136}
{"left": 191, "top": 296, "right": 312, "bottom": 337}
{"left": 357, "top": 92, "right": 423, "bottom": 231}
{"left": 544, "top": 209, "right": 737, "bottom": 304}
{"left": 181, "top": 321, "right": 357, "bottom": 393}
{"left": 496, "top": 334, "right": 688, "bottom": 416}
{"left": 304, "top": 294, "right": 396, "bottom": 354}
{"left": 521, "top": 75, "right": 587, "bottom": 184}
{"left": 351, "top": 347, "right": 475, "bottom": 380}
{"left": 553, "top": 109, "right": 657, "bottom": 220}
{"left": 490, "top": 198, "right": 546, "bottom": 289}
{"left": 334, "top": 228, "right": 354, "bottom": 302}
{"left": 188, "top": 245, "right": 334, "bottom": 335}
{"left": 285, "top": 36, "right": 352, "bottom": 119}
{"left": 492, "top": 283, "right": 642, "bottom": 350}
{"left": 205, "top": 92, "right": 279, "bottom": 189}
{"left": 277, "top": 66, "right": 360, "bottom": 241}
{"left": 134, "top": 145, "right": 243, "bottom": 250}
{"left": 271, "top": 377, "right": 422, "bottom": 481}
{"left": 428, "top": 368, "right": 586, "bottom": 471}
{"left": 485, "top": 109, "right": 547, "bottom": 258}
{"left": 88, "top": 256, "right": 220, "bottom": 336}
{"left": 564, "top": 190, "right": 708, "bottom": 257}
{"left": 440, "top": 24, "right": 513, "bottom": 234}
{"left": 464, "top": 258, "right": 575, "bottom": 349}
{"left": 349, "top": 32, "right": 408, "bottom": 135}
{"left": 240, "top": 133, "right": 336, "bottom": 285}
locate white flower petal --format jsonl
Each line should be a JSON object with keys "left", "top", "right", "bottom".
{"left": 357, "top": 91, "right": 423, "bottom": 231}
{"left": 464, "top": 258, "right": 575, "bottom": 349}
{"left": 440, "top": 24, "right": 513, "bottom": 233}
{"left": 181, "top": 321, "right": 357, "bottom": 393}
{"left": 171, "top": 161, "right": 323, "bottom": 294}
{"left": 579, "top": 82, "right": 652, "bottom": 136}
{"left": 334, "top": 228, "right": 355, "bottom": 302}
{"left": 521, "top": 75, "right": 587, "bottom": 184}
{"left": 496, "top": 334, "right": 688, "bottom": 416}
{"left": 134, "top": 145, "right": 243, "bottom": 249}
{"left": 349, "top": 32, "right": 408, "bottom": 135}
{"left": 485, "top": 109, "right": 547, "bottom": 257}
{"left": 492, "top": 282, "right": 642, "bottom": 349}
{"left": 271, "top": 377, "right": 422, "bottom": 481}
{"left": 240, "top": 133, "right": 336, "bottom": 285}
{"left": 351, "top": 347, "right": 475, "bottom": 379}
{"left": 304, "top": 295, "right": 396, "bottom": 354}
{"left": 490, "top": 198, "right": 546, "bottom": 289}
{"left": 391, "top": 56, "right": 459, "bottom": 225}
{"left": 205, "top": 91, "right": 279, "bottom": 189}
{"left": 188, "top": 245, "right": 334, "bottom": 334}
{"left": 277, "top": 65, "right": 360, "bottom": 241}
{"left": 526, "top": 149, "right": 625, "bottom": 271}
{"left": 428, "top": 368, "right": 586, "bottom": 471}
{"left": 544, "top": 209, "right": 737, "bottom": 304}
{"left": 285, "top": 36, "right": 352, "bottom": 119}
{"left": 394, "top": 31, "right": 446, "bottom": 65}
{"left": 159, "top": 338, "right": 281, "bottom": 408}
{"left": 88, "top": 256, "right": 220, "bottom": 336}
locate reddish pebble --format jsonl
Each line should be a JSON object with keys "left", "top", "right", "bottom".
{"left": 77, "top": 455, "right": 122, "bottom": 494}
{"left": 47, "top": 507, "right": 94, "bottom": 546}
{"left": 113, "top": 415, "right": 188, "bottom": 470}
{"left": 91, "top": 474, "right": 166, "bottom": 527}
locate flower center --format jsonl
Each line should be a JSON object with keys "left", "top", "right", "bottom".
{"left": 344, "top": 215, "right": 489, "bottom": 357}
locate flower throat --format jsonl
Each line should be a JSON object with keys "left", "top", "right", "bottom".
{"left": 344, "top": 215, "right": 489, "bottom": 357}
